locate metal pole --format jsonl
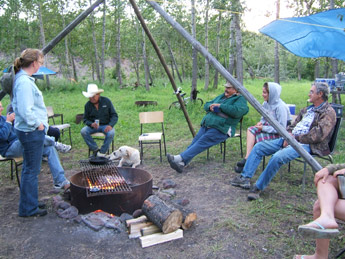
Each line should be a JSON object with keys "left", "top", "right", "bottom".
{"left": 42, "top": 0, "right": 105, "bottom": 55}
{"left": 147, "top": 0, "right": 322, "bottom": 172}
{"left": 129, "top": 0, "right": 196, "bottom": 137}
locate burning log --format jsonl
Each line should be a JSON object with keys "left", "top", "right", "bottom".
{"left": 141, "top": 195, "right": 182, "bottom": 234}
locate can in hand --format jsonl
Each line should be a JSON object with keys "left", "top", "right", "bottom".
{"left": 95, "top": 119, "right": 100, "bottom": 126}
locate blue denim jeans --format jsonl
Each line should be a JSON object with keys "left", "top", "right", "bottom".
{"left": 241, "top": 138, "right": 311, "bottom": 191}
{"left": 180, "top": 126, "right": 229, "bottom": 165}
{"left": 15, "top": 129, "right": 45, "bottom": 217}
{"left": 81, "top": 125, "right": 115, "bottom": 154}
{"left": 5, "top": 136, "right": 66, "bottom": 187}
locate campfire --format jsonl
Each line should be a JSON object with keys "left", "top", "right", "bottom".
{"left": 70, "top": 161, "right": 152, "bottom": 215}
{"left": 83, "top": 167, "right": 132, "bottom": 197}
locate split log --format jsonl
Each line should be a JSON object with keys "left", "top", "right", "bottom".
{"left": 142, "top": 195, "right": 182, "bottom": 234}
{"left": 165, "top": 200, "right": 197, "bottom": 230}
{"left": 126, "top": 215, "right": 147, "bottom": 227}
{"left": 141, "top": 225, "right": 161, "bottom": 236}
{"left": 179, "top": 207, "right": 197, "bottom": 230}
{"left": 128, "top": 221, "right": 153, "bottom": 239}
{"left": 139, "top": 229, "right": 183, "bottom": 248}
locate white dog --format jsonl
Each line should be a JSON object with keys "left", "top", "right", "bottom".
{"left": 106, "top": 146, "right": 140, "bottom": 168}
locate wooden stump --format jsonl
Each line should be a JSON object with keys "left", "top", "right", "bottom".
{"left": 75, "top": 113, "right": 84, "bottom": 124}
{"left": 142, "top": 195, "right": 182, "bottom": 234}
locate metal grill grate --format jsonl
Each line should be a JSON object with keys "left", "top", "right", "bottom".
{"left": 79, "top": 159, "right": 117, "bottom": 170}
{"left": 79, "top": 160, "right": 132, "bottom": 197}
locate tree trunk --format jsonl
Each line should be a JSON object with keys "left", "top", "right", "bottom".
{"left": 229, "top": 15, "right": 236, "bottom": 76}
{"left": 234, "top": 10, "right": 243, "bottom": 85}
{"left": 204, "top": 0, "right": 210, "bottom": 90}
{"left": 190, "top": 0, "right": 198, "bottom": 100}
{"left": 142, "top": 28, "right": 150, "bottom": 91}
{"left": 243, "top": 57, "right": 255, "bottom": 80}
{"left": 330, "top": 0, "right": 338, "bottom": 77}
{"left": 213, "top": 11, "right": 222, "bottom": 89}
{"left": 71, "top": 54, "right": 78, "bottom": 82}
{"left": 324, "top": 58, "right": 330, "bottom": 78}
{"left": 101, "top": 0, "right": 106, "bottom": 84}
{"left": 38, "top": 2, "right": 50, "bottom": 89}
{"left": 314, "top": 59, "right": 320, "bottom": 79}
{"left": 166, "top": 40, "right": 182, "bottom": 83}
{"left": 141, "top": 195, "right": 182, "bottom": 234}
{"left": 274, "top": 0, "right": 280, "bottom": 83}
{"left": 90, "top": 0, "right": 101, "bottom": 82}
{"left": 297, "top": 59, "right": 302, "bottom": 81}
{"left": 116, "top": 1, "right": 122, "bottom": 87}
{"left": 134, "top": 17, "right": 140, "bottom": 86}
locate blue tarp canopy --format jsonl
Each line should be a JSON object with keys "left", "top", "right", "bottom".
{"left": 259, "top": 8, "right": 345, "bottom": 61}
{"left": 3, "top": 66, "right": 56, "bottom": 80}
{"left": 32, "top": 66, "right": 56, "bottom": 80}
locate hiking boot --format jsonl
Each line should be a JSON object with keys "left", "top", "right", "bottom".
{"left": 55, "top": 142, "right": 71, "bottom": 153}
{"left": 247, "top": 185, "right": 261, "bottom": 201}
{"left": 234, "top": 166, "right": 244, "bottom": 174}
{"left": 230, "top": 175, "right": 250, "bottom": 189}
{"left": 236, "top": 158, "right": 246, "bottom": 167}
{"left": 167, "top": 154, "right": 184, "bottom": 173}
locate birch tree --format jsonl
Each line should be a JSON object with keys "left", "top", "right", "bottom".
{"left": 190, "top": 0, "right": 198, "bottom": 100}
{"left": 204, "top": 0, "right": 210, "bottom": 90}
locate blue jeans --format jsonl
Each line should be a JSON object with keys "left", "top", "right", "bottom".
{"left": 241, "top": 138, "right": 311, "bottom": 190}
{"left": 15, "top": 129, "right": 45, "bottom": 217}
{"left": 180, "top": 126, "right": 229, "bottom": 165}
{"left": 5, "top": 136, "right": 67, "bottom": 186}
{"left": 81, "top": 125, "right": 115, "bottom": 154}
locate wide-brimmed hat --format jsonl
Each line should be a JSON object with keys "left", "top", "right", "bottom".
{"left": 82, "top": 84, "right": 104, "bottom": 98}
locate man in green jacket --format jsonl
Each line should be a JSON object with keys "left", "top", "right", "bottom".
{"left": 167, "top": 82, "right": 249, "bottom": 173}
{"left": 81, "top": 84, "right": 118, "bottom": 157}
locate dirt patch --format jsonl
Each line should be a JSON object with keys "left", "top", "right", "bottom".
{"left": 0, "top": 149, "right": 343, "bottom": 259}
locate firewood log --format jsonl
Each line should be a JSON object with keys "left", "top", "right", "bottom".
{"left": 164, "top": 200, "right": 197, "bottom": 230}
{"left": 141, "top": 195, "right": 182, "bottom": 234}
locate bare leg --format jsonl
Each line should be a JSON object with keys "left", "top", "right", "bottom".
{"left": 245, "top": 129, "right": 256, "bottom": 159}
{"left": 296, "top": 177, "right": 345, "bottom": 259}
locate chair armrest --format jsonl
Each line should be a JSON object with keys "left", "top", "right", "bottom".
{"left": 48, "top": 113, "right": 64, "bottom": 124}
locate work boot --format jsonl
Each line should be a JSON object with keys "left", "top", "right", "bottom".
{"left": 230, "top": 175, "right": 250, "bottom": 189}
{"left": 236, "top": 158, "right": 246, "bottom": 167}
{"left": 247, "top": 185, "right": 261, "bottom": 201}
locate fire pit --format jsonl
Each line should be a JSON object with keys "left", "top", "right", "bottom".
{"left": 70, "top": 165, "right": 152, "bottom": 215}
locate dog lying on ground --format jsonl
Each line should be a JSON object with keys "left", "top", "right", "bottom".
{"left": 106, "top": 146, "right": 140, "bottom": 168}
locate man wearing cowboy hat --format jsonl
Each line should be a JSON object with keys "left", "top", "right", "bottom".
{"left": 81, "top": 84, "right": 118, "bottom": 157}
{"left": 167, "top": 81, "right": 249, "bottom": 173}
